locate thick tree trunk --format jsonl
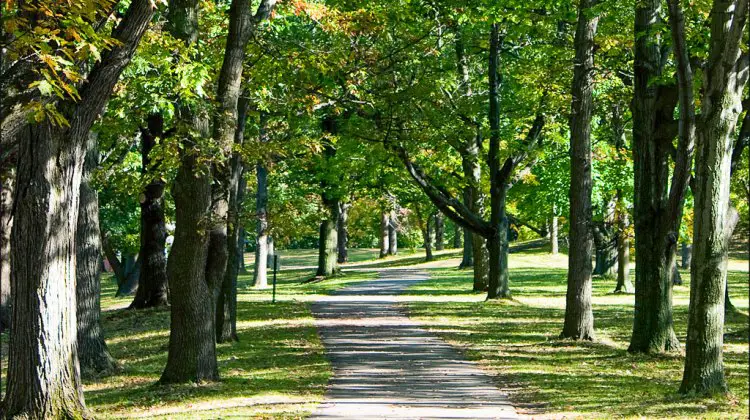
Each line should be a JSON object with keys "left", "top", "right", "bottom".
{"left": 77, "top": 133, "right": 117, "bottom": 377}
{"left": 3, "top": 0, "right": 153, "bottom": 414}
{"left": 253, "top": 116, "right": 271, "bottom": 288}
{"left": 0, "top": 168, "right": 12, "bottom": 330}
{"left": 131, "top": 114, "right": 169, "bottom": 309}
{"left": 628, "top": 0, "right": 685, "bottom": 354}
{"left": 679, "top": 0, "right": 747, "bottom": 395}
{"left": 379, "top": 211, "right": 389, "bottom": 258}
{"left": 460, "top": 227, "right": 474, "bottom": 268}
{"left": 388, "top": 212, "right": 398, "bottom": 255}
{"left": 562, "top": 0, "right": 598, "bottom": 340}
{"left": 434, "top": 212, "right": 445, "bottom": 251}
{"left": 472, "top": 235, "right": 489, "bottom": 292}
{"left": 161, "top": 0, "right": 219, "bottom": 384}
{"left": 486, "top": 193, "right": 510, "bottom": 299}
{"left": 217, "top": 98, "right": 249, "bottom": 343}
{"left": 336, "top": 202, "right": 349, "bottom": 263}
{"left": 316, "top": 215, "right": 338, "bottom": 277}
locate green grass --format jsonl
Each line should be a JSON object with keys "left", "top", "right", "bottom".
{"left": 403, "top": 252, "right": 750, "bottom": 419}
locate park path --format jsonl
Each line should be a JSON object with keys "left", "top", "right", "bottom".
{"left": 309, "top": 268, "right": 517, "bottom": 419}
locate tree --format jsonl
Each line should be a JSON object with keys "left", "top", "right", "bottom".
{"left": 253, "top": 113, "right": 272, "bottom": 288}
{"left": 669, "top": 0, "right": 748, "bottom": 395}
{"left": 561, "top": 0, "right": 599, "bottom": 341}
{"left": 2, "top": 0, "right": 154, "bottom": 415}
{"left": 77, "top": 133, "right": 117, "bottom": 377}
{"left": 130, "top": 114, "right": 169, "bottom": 309}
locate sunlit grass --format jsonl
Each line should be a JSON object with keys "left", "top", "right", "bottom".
{"left": 403, "top": 252, "right": 750, "bottom": 419}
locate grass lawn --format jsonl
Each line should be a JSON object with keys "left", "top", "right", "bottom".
{"left": 403, "top": 249, "right": 750, "bottom": 419}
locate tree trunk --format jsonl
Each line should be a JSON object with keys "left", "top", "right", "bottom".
{"left": 628, "top": 0, "right": 687, "bottom": 354}
{"left": 423, "top": 214, "right": 434, "bottom": 262}
{"left": 562, "top": 0, "right": 598, "bottom": 340}
{"left": 253, "top": 115, "right": 271, "bottom": 288}
{"left": 615, "top": 198, "right": 632, "bottom": 293}
{"left": 160, "top": 0, "right": 219, "bottom": 384}
{"left": 238, "top": 227, "right": 247, "bottom": 273}
{"left": 472, "top": 235, "right": 489, "bottom": 292}
{"left": 593, "top": 223, "right": 617, "bottom": 278}
{"left": 0, "top": 167, "right": 13, "bottom": 330}
{"left": 131, "top": 114, "right": 169, "bottom": 309}
{"left": 550, "top": 213, "right": 559, "bottom": 255}
{"left": 2, "top": 0, "right": 153, "bottom": 414}
{"left": 336, "top": 202, "right": 349, "bottom": 263}
{"left": 486, "top": 192, "right": 510, "bottom": 299}
{"left": 77, "top": 133, "right": 117, "bottom": 377}
{"left": 452, "top": 221, "right": 462, "bottom": 249}
{"left": 434, "top": 212, "right": 445, "bottom": 251}
{"left": 681, "top": 242, "right": 691, "bottom": 269}
{"left": 461, "top": 227, "right": 474, "bottom": 268}
{"left": 217, "top": 98, "right": 249, "bottom": 343}
{"left": 316, "top": 215, "right": 338, "bottom": 277}
{"left": 679, "top": 0, "right": 747, "bottom": 395}
{"left": 379, "top": 211, "right": 389, "bottom": 258}
{"left": 388, "top": 211, "right": 398, "bottom": 255}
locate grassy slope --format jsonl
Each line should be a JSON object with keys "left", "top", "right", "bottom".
{"left": 404, "top": 249, "right": 750, "bottom": 419}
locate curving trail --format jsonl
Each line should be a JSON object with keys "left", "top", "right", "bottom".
{"left": 310, "top": 268, "right": 517, "bottom": 419}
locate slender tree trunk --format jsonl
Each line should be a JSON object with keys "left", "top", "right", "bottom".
{"left": 0, "top": 168, "right": 12, "bottom": 330}
{"left": 679, "top": 0, "right": 747, "bottom": 395}
{"left": 461, "top": 227, "right": 474, "bottom": 268}
{"left": 434, "top": 212, "right": 445, "bottom": 251}
{"left": 452, "top": 221, "right": 462, "bottom": 249}
{"left": 379, "top": 211, "right": 389, "bottom": 258}
{"left": 423, "top": 214, "right": 434, "bottom": 261}
{"left": 2, "top": 0, "right": 153, "bottom": 414}
{"left": 681, "top": 242, "right": 692, "bottom": 269}
{"left": 77, "top": 133, "right": 117, "bottom": 377}
{"left": 615, "top": 196, "right": 633, "bottom": 293}
{"left": 316, "top": 209, "right": 338, "bottom": 277}
{"left": 550, "top": 212, "right": 559, "bottom": 255}
{"left": 217, "top": 98, "right": 249, "bottom": 343}
{"left": 336, "top": 202, "right": 349, "bottom": 263}
{"left": 562, "top": 0, "right": 598, "bottom": 340}
{"left": 160, "top": 0, "right": 219, "bottom": 384}
{"left": 238, "top": 227, "right": 247, "bottom": 274}
{"left": 253, "top": 115, "right": 271, "bottom": 288}
{"left": 388, "top": 211, "right": 398, "bottom": 255}
{"left": 131, "top": 114, "right": 169, "bottom": 309}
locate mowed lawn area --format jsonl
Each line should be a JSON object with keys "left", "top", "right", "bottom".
{"left": 404, "top": 250, "right": 750, "bottom": 419}
{"left": 74, "top": 247, "right": 747, "bottom": 418}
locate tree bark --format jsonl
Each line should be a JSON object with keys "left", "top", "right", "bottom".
{"left": 615, "top": 195, "right": 633, "bottom": 293}
{"left": 452, "top": 221, "right": 462, "bottom": 249}
{"left": 2, "top": 0, "right": 154, "bottom": 415}
{"left": 550, "top": 212, "right": 559, "bottom": 255}
{"left": 593, "top": 222, "right": 617, "bottom": 278}
{"left": 562, "top": 0, "right": 598, "bottom": 340}
{"left": 77, "top": 133, "right": 117, "bottom": 377}
{"left": 388, "top": 211, "right": 398, "bottom": 255}
{"left": 131, "top": 114, "right": 169, "bottom": 309}
{"left": 379, "top": 211, "right": 389, "bottom": 258}
{"left": 253, "top": 114, "right": 271, "bottom": 288}
{"left": 0, "top": 167, "right": 12, "bottom": 330}
{"left": 420, "top": 211, "right": 434, "bottom": 262}
{"left": 336, "top": 202, "right": 350, "bottom": 263}
{"left": 678, "top": 0, "right": 748, "bottom": 395}
{"left": 316, "top": 216, "right": 338, "bottom": 277}
{"left": 217, "top": 98, "right": 250, "bottom": 343}
{"left": 681, "top": 242, "right": 692, "bottom": 269}
{"left": 160, "top": 0, "right": 219, "bottom": 384}
{"left": 434, "top": 212, "right": 445, "bottom": 251}
{"left": 238, "top": 227, "right": 247, "bottom": 273}
{"left": 629, "top": 0, "right": 684, "bottom": 354}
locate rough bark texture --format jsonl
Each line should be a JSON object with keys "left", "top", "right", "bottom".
{"left": 679, "top": 0, "right": 748, "bottom": 395}
{"left": 217, "top": 98, "right": 249, "bottom": 343}
{"left": 336, "top": 202, "right": 350, "bottom": 263}
{"left": 160, "top": 0, "right": 219, "bottom": 384}
{"left": 131, "top": 114, "right": 169, "bottom": 309}
{"left": 253, "top": 115, "right": 271, "bottom": 288}
{"left": 629, "top": 0, "right": 684, "bottom": 353}
{"left": 379, "top": 211, "right": 389, "bottom": 258}
{"left": 2, "top": 0, "right": 153, "bottom": 415}
{"left": 316, "top": 216, "right": 338, "bottom": 277}
{"left": 593, "top": 221, "right": 617, "bottom": 278}
{"left": 562, "top": 0, "right": 598, "bottom": 340}
{"left": 77, "top": 133, "right": 117, "bottom": 377}
{"left": 434, "top": 212, "right": 445, "bottom": 251}
{"left": 0, "top": 168, "right": 12, "bottom": 330}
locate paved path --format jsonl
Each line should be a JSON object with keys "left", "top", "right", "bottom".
{"left": 309, "top": 268, "right": 517, "bottom": 419}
